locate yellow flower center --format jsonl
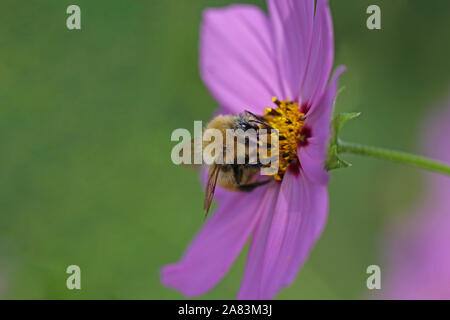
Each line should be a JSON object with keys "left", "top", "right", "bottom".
{"left": 262, "top": 97, "right": 306, "bottom": 181}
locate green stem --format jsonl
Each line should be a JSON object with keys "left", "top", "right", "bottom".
{"left": 337, "top": 140, "right": 450, "bottom": 176}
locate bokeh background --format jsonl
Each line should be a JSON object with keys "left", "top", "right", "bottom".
{"left": 0, "top": 0, "right": 449, "bottom": 299}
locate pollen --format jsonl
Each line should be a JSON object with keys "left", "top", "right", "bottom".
{"left": 262, "top": 97, "right": 306, "bottom": 181}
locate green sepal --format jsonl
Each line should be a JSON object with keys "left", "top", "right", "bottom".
{"left": 325, "top": 112, "right": 361, "bottom": 171}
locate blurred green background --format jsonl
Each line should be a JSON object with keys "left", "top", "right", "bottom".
{"left": 0, "top": 0, "right": 449, "bottom": 299}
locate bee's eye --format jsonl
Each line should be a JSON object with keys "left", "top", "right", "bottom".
{"left": 242, "top": 122, "right": 258, "bottom": 131}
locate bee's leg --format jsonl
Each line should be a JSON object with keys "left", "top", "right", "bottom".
{"left": 232, "top": 164, "right": 243, "bottom": 185}
{"left": 243, "top": 162, "right": 265, "bottom": 169}
{"left": 237, "top": 179, "right": 271, "bottom": 192}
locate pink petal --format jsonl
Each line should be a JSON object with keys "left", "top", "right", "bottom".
{"left": 421, "top": 99, "right": 450, "bottom": 201}
{"left": 238, "top": 170, "right": 329, "bottom": 299}
{"left": 424, "top": 101, "right": 450, "bottom": 162}
{"left": 161, "top": 182, "right": 276, "bottom": 297}
{"left": 267, "top": 0, "right": 315, "bottom": 100}
{"left": 383, "top": 102, "right": 450, "bottom": 299}
{"left": 299, "top": 0, "right": 335, "bottom": 108}
{"left": 200, "top": 5, "right": 282, "bottom": 114}
{"left": 236, "top": 184, "right": 281, "bottom": 299}
{"left": 299, "top": 66, "right": 346, "bottom": 185}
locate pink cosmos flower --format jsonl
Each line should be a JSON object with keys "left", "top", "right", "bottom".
{"left": 382, "top": 102, "right": 450, "bottom": 299}
{"left": 162, "top": 0, "right": 345, "bottom": 299}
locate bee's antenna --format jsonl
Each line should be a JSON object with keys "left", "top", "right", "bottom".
{"left": 243, "top": 110, "right": 262, "bottom": 119}
{"left": 249, "top": 119, "right": 274, "bottom": 130}
{"left": 243, "top": 110, "right": 274, "bottom": 129}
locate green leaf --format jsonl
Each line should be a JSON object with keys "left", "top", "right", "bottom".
{"left": 325, "top": 112, "right": 361, "bottom": 171}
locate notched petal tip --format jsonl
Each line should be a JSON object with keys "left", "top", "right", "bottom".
{"left": 160, "top": 187, "right": 271, "bottom": 298}
{"left": 160, "top": 263, "right": 200, "bottom": 297}
{"left": 200, "top": 3, "right": 281, "bottom": 114}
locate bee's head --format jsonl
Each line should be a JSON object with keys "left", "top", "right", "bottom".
{"left": 236, "top": 114, "right": 258, "bottom": 131}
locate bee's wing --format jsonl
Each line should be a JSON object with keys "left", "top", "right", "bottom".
{"left": 203, "top": 165, "right": 220, "bottom": 217}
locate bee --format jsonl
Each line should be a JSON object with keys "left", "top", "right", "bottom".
{"left": 185, "top": 111, "right": 274, "bottom": 216}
